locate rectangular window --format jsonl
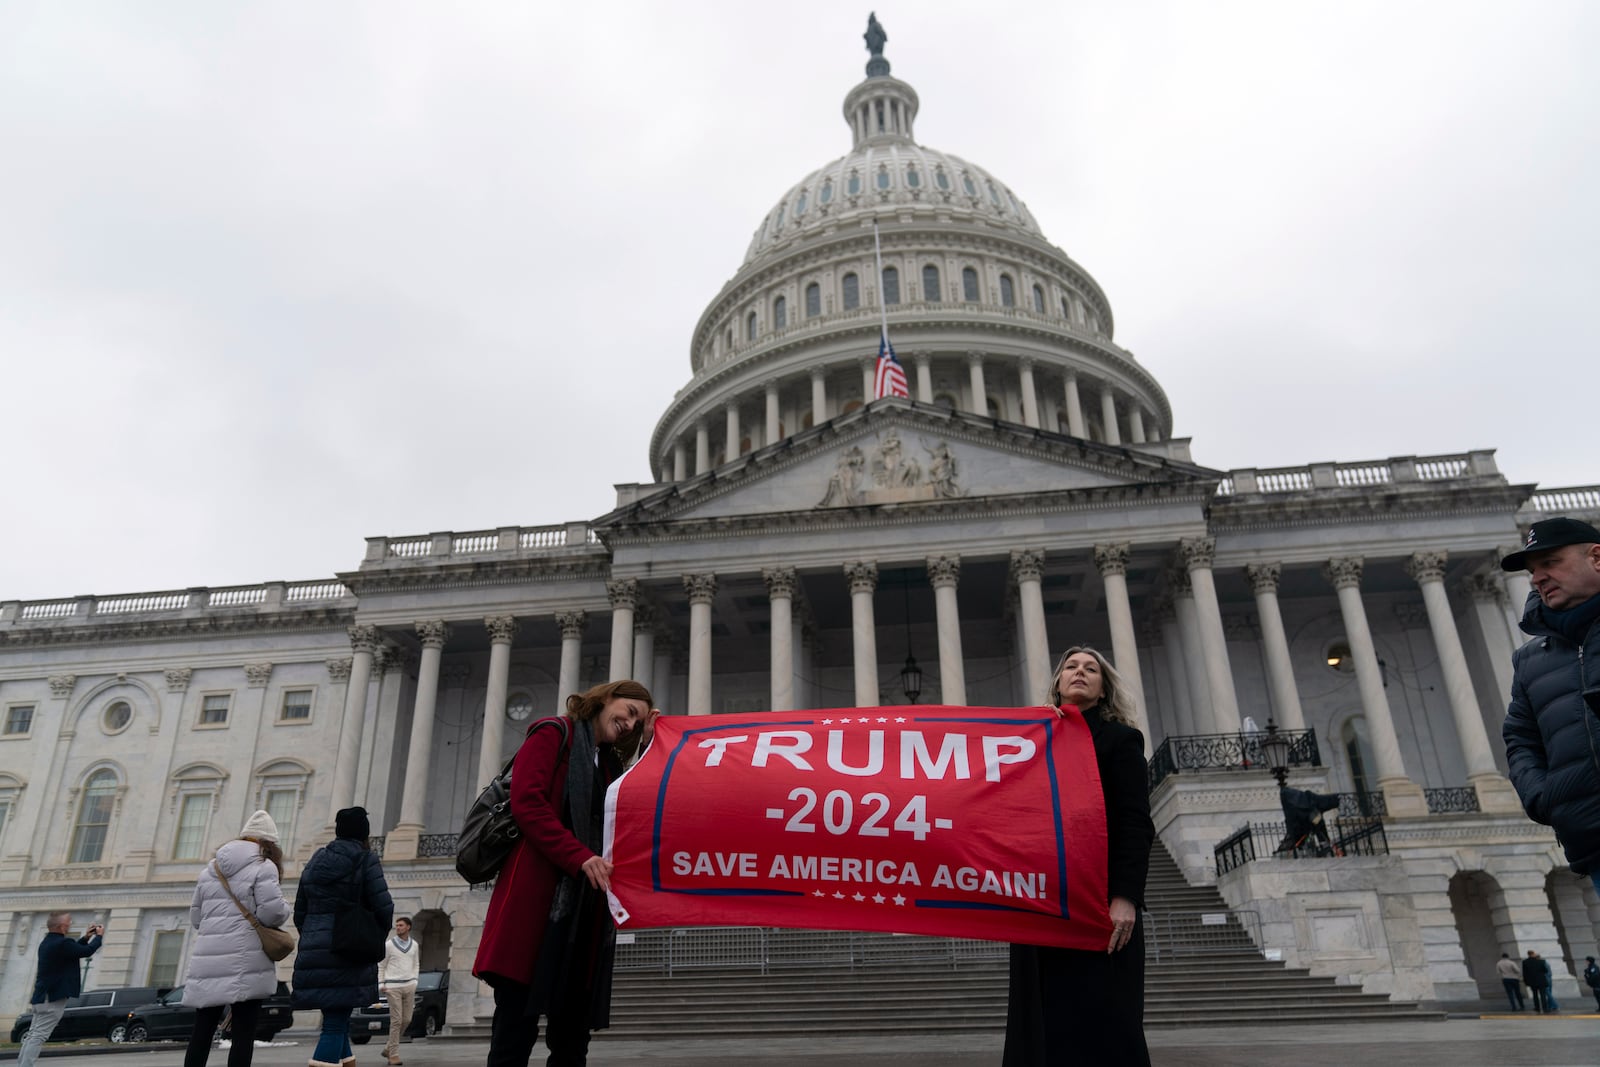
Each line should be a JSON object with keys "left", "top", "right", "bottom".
{"left": 264, "top": 788, "right": 297, "bottom": 851}
{"left": 0, "top": 800, "right": 11, "bottom": 845}
{"left": 279, "top": 690, "right": 312, "bottom": 723}
{"left": 4, "top": 705, "right": 33, "bottom": 735}
{"left": 147, "top": 930, "right": 184, "bottom": 988}
{"left": 199, "top": 695, "right": 230, "bottom": 726}
{"left": 172, "top": 794, "right": 210, "bottom": 860}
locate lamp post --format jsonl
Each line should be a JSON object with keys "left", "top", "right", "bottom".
{"left": 1260, "top": 715, "right": 1290, "bottom": 787}
{"left": 899, "top": 572, "right": 922, "bottom": 703}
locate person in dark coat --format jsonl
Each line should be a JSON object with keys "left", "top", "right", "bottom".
{"left": 1522, "top": 950, "right": 1552, "bottom": 1013}
{"left": 1005, "top": 646, "right": 1156, "bottom": 1067}
{"left": 293, "top": 808, "right": 394, "bottom": 1067}
{"left": 1584, "top": 955, "right": 1600, "bottom": 1010}
{"left": 18, "top": 912, "right": 103, "bottom": 1067}
{"left": 1276, "top": 785, "right": 1341, "bottom": 855}
{"left": 473, "top": 679, "right": 654, "bottom": 1067}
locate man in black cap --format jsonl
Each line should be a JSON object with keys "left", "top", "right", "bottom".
{"left": 1501, "top": 516, "right": 1600, "bottom": 894}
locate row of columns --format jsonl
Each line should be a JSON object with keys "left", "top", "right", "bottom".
{"left": 665, "top": 355, "right": 1160, "bottom": 479}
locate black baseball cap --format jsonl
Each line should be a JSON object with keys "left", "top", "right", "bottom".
{"left": 1501, "top": 517, "right": 1600, "bottom": 572}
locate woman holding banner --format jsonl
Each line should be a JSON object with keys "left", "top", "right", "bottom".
{"left": 473, "top": 680, "right": 654, "bottom": 1067}
{"left": 1004, "top": 646, "right": 1156, "bottom": 1066}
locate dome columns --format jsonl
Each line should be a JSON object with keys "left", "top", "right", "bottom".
{"left": 911, "top": 351, "right": 933, "bottom": 403}
{"left": 765, "top": 380, "right": 781, "bottom": 443}
{"left": 965, "top": 351, "right": 988, "bottom": 416}
{"left": 1062, "top": 372, "right": 1087, "bottom": 438}
{"left": 1018, "top": 357, "right": 1040, "bottom": 429}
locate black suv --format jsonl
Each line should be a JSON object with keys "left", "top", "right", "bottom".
{"left": 10, "top": 987, "right": 166, "bottom": 1044}
{"left": 350, "top": 971, "right": 449, "bottom": 1044}
{"left": 117, "top": 982, "right": 295, "bottom": 1043}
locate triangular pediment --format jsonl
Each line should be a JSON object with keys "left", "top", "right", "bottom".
{"left": 598, "top": 401, "right": 1220, "bottom": 530}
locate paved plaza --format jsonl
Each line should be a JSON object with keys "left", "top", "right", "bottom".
{"left": 8, "top": 1018, "right": 1598, "bottom": 1067}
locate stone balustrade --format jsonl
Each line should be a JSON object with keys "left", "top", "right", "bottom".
{"left": 1524, "top": 485, "right": 1600, "bottom": 517}
{"left": 1, "top": 579, "right": 351, "bottom": 627}
{"left": 361, "top": 522, "right": 599, "bottom": 567}
{"left": 1217, "top": 450, "right": 1501, "bottom": 497}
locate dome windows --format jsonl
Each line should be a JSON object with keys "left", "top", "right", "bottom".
{"left": 805, "top": 282, "right": 821, "bottom": 318}
{"left": 987, "top": 180, "right": 1002, "bottom": 208}
{"left": 1061, "top": 295, "right": 1071, "bottom": 319}
{"left": 747, "top": 311, "right": 758, "bottom": 341}
{"left": 847, "top": 171, "right": 862, "bottom": 196}
{"left": 842, "top": 272, "right": 860, "bottom": 310}
{"left": 922, "top": 264, "right": 941, "bottom": 303}
{"left": 935, "top": 167, "right": 950, "bottom": 191}
{"left": 774, "top": 295, "right": 787, "bottom": 329}
{"left": 906, "top": 165, "right": 921, "bottom": 188}
{"left": 962, "top": 267, "right": 980, "bottom": 302}
{"left": 881, "top": 266, "right": 900, "bottom": 305}
{"left": 775, "top": 203, "right": 786, "bottom": 229}
{"left": 1032, "top": 284, "right": 1045, "bottom": 313}
{"left": 794, "top": 191, "right": 808, "bottom": 217}
{"left": 1000, "top": 274, "right": 1015, "bottom": 307}
{"left": 820, "top": 179, "right": 834, "bottom": 204}
{"left": 962, "top": 173, "right": 977, "bottom": 197}
{"left": 876, "top": 166, "right": 891, "bottom": 191}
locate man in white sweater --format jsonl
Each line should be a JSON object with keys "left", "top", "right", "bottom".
{"left": 380, "top": 916, "right": 420, "bottom": 1065}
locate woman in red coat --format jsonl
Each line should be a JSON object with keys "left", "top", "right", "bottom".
{"left": 474, "top": 679, "right": 654, "bottom": 1067}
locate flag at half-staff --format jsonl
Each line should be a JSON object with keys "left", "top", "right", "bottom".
{"left": 873, "top": 332, "right": 909, "bottom": 400}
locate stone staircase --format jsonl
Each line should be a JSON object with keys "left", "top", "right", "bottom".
{"left": 466, "top": 843, "right": 1442, "bottom": 1037}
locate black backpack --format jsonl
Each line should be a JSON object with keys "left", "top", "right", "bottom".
{"left": 456, "top": 716, "right": 569, "bottom": 884}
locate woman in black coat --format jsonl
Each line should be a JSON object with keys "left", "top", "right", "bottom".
{"left": 293, "top": 808, "right": 394, "bottom": 1067}
{"left": 1004, "top": 646, "right": 1156, "bottom": 1066}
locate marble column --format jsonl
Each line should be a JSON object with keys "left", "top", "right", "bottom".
{"left": 672, "top": 440, "right": 687, "bottom": 482}
{"left": 1011, "top": 549, "right": 1051, "bottom": 704}
{"left": 1500, "top": 555, "right": 1534, "bottom": 638}
{"left": 1094, "top": 543, "right": 1149, "bottom": 744}
{"left": 810, "top": 367, "right": 828, "bottom": 425}
{"left": 684, "top": 573, "right": 717, "bottom": 715}
{"left": 1063, "top": 372, "right": 1087, "bottom": 437}
{"left": 1169, "top": 569, "right": 1215, "bottom": 732}
{"left": 1018, "top": 357, "right": 1040, "bottom": 429}
{"left": 694, "top": 421, "right": 710, "bottom": 474}
{"left": 861, "top": 357, "right": 876, "bottom": 403}
{"left": 1157, "top": 606, "right": 1196, "bottom": 736}
{"left": 1245, "top": 563, "right": 1305, "bottom": 731}
{"left": 390, "top": 620, "right": 448, "bottom": 857}
{"left": 912, "top": 352, "right": 933, "bottom": 403}
{"left": 556, "top": 610, "right": 586, "bottom": 703}
{"left": 606, "top": 579, "right": 639, "bottom": 681}
{"left": 1466, "top": 572, "right": 1517, "bottom": 698}
{"left": 765, "top": 380, "right": 780, "bottom": 444}
{"left": 1100, "top": 386, "right": 1122, "bottom": 446}
{"left": 330, "top": 623, "right": 378, "bottom": 820}
{"left": 1181, "top": 537, "right": 1241, "bottom": 732}
{"left": 1406, "top": 552, "right": 1521, "bottom": 811}
{"left": 1128, "top": 408, "right": 1147, "bottom": 444}
{"left": 966, "top": 351, "right": 988, "bottom": 416}
{"left": 1325, "top": 558, "right": 1427, "bottom": 816}
{"left": 844, "top": 561, "right": 880, "bottom": 706}
{"left": 764, "top": 566, "right": 798, "bottom": 711}
{"left": 926, "top": 555, "right": 967, "bottom": 706}
{"left": 477, "top": 616, "right": 516, "bottom": 791}
{"left": 725, "top": 402, "right": 741, "bottom": 460}
{"left": 631, "top": 606, "right": 656, "bottom": 696}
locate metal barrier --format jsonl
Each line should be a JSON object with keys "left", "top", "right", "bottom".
{"left": 1148, "top": 729, "right": 1320, "bottom": 791}
{"left": 1336, "top": 791, "right": 1387, "bottom": 818}
{"left": 1424, "top": 786, "right": 1481, "bottom": 813}
{"left": 614, "top": 927, "right": 1007, "bottom": 976}
{"left": 1214, "top": 817, "right": 1388, "bottom": 875}
{"left": 1143, "top": 909, "right": 1262, "bottom": 961}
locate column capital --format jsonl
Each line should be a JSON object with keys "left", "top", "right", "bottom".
{"left": 1178, "top": 536, "right": 1216, "bottom": 570}
{"left": 763, "top": 566, "right": 799, "bottom": 600}
{"left": 911, "top": 350, "right": 932, "bottom": 368}
{"left": 1093, "top": 542, "right": 1131, "bottom": 577}
{"left": 1325, "top": 557, "right": 1365, "bottom": 590}
{"left": 1064, "top": 368, "right": 1080, "bottom": 383}
{"left": 632, "top": 604, "right": 656, "bottom": 633}
{"left": 165, "top": 667, "right": 193, "bottom": 692}
{"left": 1009, "top": 548, "right": 1045, "bottom": 584}
{"left": 964, "top": 350, "right": 985, "bottom": 367}
{"left": 416, "top": 620, "right": 450, "bottom": 649}
{"left": 244, "top": 662, "right": 274, "bottom": 688}
{"left": 763, "top": 377, "right": 780, "bottom": 393}
{"left": 606, "top": 578, "right": 641, "bottom": 610}
{"left": 373, "top": 645, "right": 401, "bottom": 675}
{"left": 555, "top": 610, "right": 588, "bottom": 640}
{"left": 926, "top": 554, "right": 961, "bottom": 588}
{"left": 684, "top": 572, "right": 718, "bottom": 605}
{"left": 1017, "top": 355, "right": 1036, "bottom": 371}
{"left": 485, "top": 615, "right": 518, "bottom": 645}
{"left": 1245, "top": 562, "right": 1282, "bottom": 594}
{"left": 1465, "top": 572, "right": 1505, "bottom": 603}
{"left": 844, "top": 561, "right": 879, "bottom": 594}
{"left": 47, "top": 674, "right": 76, "bottom": 698}
{"left": 1404, "top": 550, "right": 1448, "bottom": 584}
{"left": 1167, "top": 567, "right": 1194, "bottom": 598}
{"left": 809, "top": 365, "right": 827, "bottom": 382}
{"left": 348, "top": 623, "right": 380, "bottom": 654}
{"left": 326, "top": 657, "right": 353, "bottom": 682}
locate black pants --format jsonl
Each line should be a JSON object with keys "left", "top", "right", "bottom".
{"left": 185, "top": 1000, "right": 261, "bottom": 1067}
{"left": 486, "top": 981, "right": 590, "bottom": 1067}
{"left": 1501, "top": 978, "right": 1523, "bottom": 1010}
{"left": 1529, "top": 983, "right": 1548, "bottom": 1013}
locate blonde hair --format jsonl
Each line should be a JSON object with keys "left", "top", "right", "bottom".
{"left": 1049, "top": 646, "right": 1138, "bottom": 729}
{"left": 565, "top": 679, "right": 654, "bottom": 761}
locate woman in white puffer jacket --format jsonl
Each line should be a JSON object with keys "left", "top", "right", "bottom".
{"left": 182, "top": 810, "right": 292, "bottom": 1067}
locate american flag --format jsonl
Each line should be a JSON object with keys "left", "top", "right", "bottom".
{"left": 873, "top": 333, "right": 909, "bottom": 400}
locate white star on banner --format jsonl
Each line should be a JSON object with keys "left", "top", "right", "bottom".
{"left": 833, "top": 891, "right": 845, "bottom": 899}
{"left": 877, "top": 717, "right": 889, "bottom": 723}
{"left": 822, "top": 718, "right": 834, "bottom": 724}
{"left": 893, "top": 894, "right": 907, "bottom": 906}
{"left": 813, "top": 889, "right": 825, "bottom": 897}
{"left": 895, "top": 717, "right": 907, "bottom": 723}
{"left": 872, "top": 893, "right": 886, "bottom": 904}
{"left": 852, "top": 892, "right": 865, "bottom": 902}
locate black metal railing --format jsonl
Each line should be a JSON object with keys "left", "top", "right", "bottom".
{"left": 418, "top": 833, "right": 460, "bottom": 858}
{"left": 1214, "top": 816, "right": 1388, "bottom": 876}
{"left": 1336, "top": 791, "right": 1388, "bottom": 818}
{"left": 1148, "top": 728, "right": 1320, "bottom": 791}
{"left": 1424, "top": 786, "right": 1481, "bottom": 814}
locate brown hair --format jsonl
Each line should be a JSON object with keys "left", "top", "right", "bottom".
{"left": 566, "top": 679, "right": 653, "bottom": 760}
{"left": 258, "top": 839, "right": 284, "bottom": 878}
{"left": 1048, "top": 646, "right": 1139, "bottom": 729}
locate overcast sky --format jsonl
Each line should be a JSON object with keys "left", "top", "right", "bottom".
{"left": 3, "top": 1, "right": 1595, "bottom": 602}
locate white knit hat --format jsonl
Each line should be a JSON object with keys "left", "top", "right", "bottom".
{"left": 239, "top": 810, "right": 280, "bottom": 843}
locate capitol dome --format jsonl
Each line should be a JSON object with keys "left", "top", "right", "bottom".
{"left": 648, "top": 18, "right": 1171, "bottom": 484}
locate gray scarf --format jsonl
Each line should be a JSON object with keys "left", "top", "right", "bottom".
{"left": 550, "top": 717, "right": 604, "bottom": 923}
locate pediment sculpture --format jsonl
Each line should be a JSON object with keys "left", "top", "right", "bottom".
{"left": 818, "top": 429, "right": 963, "bottom": 507}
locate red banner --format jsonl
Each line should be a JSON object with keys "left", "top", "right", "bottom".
{"left": 603, "top": 706, "right": 1110, "bottom": 951}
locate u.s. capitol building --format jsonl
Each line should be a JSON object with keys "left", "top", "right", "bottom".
{"left": 2, "top": 21, "right": 1596, "bottom": 1027}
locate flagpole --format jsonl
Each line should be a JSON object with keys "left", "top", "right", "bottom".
{"left": 872, "top": 220, "right": 890, "bottom": 346}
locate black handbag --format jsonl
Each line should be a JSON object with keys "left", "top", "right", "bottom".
{"left": 456, "top": 716, "right": 569, "bottom": 884}
{"left": 330, "top": 853, "right": 386, "bottom": 964}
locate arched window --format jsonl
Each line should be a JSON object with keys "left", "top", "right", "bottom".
{"left": 794, "top": 191, "right": 807, "bottom": 217}
{"left": 746, "top": 312, "right": 758, "bottom": 341}
{"left": 774, "top": 295, "right": 787, "bottom": 329}
{"left": 70, "top": 770, "right": 117, "bottom": 864}
{"left": 847, "top": 171, "right": 862, "bottom": 196}
{"left": 987, "top": 181, "right": 1002, "bottom": 208}
{"left": 935, "top": 168, "right": 950, "bottom": 191}
{"left": 962, "top": 174, "right": 977, "bottom": 197}
{"left": 999, "top": 274, "right": 1015, "bottom": 307}
{"left": 881, "top": 266, "right": 900, "bottom": 305}
{"left": 842, "top": 272, "right": 860, "bottom": 310}
{"left": 805, "top": 282, "right": 821, "bottom": 318}
{"left": 820, "top": 179, "right": 834, "bottom": 204}
{"left": 962, "top": 267, "right": 980, "bottom": 302}
{"left": 1061, "top": 295, "right": 1071, "bottom": 319}
{"left": 922, "top": 264, "right": 941, "bottom": 303}
{"left": 906, "top": 166, "right": 920, "bottom": 188}
{"left": 725, "top": 327, "right": 733, "bottom": 350}
{"left": 876, "top": 167, "right": 891, "bottom": 191}
{"left": 1032, "top": 284, "right": 1045, "bottom": 313}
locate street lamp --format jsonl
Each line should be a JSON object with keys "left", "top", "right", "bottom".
{"left": 1259, "top": 716, "right": 1291, "bottom": 787}
{"left": 900, "top": 654, "right": 923, "bottom": 704}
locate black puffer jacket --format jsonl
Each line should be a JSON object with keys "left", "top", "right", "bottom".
{"left": 1503, "top": 592, "right": 1600, "bottom": 875}
{"left": 291, "top": 838, "right": 394, "bottom": 1010}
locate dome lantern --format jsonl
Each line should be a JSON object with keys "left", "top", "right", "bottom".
{"left": 844, "top": 14, "right": 918, "bottom": 148}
